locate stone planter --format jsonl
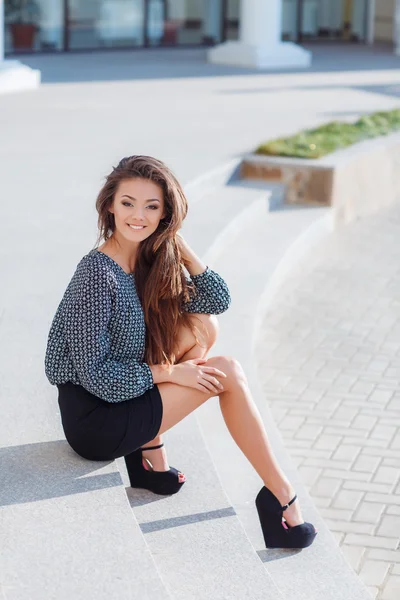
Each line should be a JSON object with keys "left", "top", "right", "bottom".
{"left": 241, "top": 131, "right": 400, "bottom": 226}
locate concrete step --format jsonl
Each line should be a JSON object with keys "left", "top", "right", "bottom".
{"left": 117, "top": 413, "right": 282, "bottom": 600}
{"left": 186, "top": 184, "right": 372, "bottom": 599}
{"left": 1, "top": 255, "right": 171, "bottom": 598}
{"left": 112, "top": 180, "right": 289, "bottom": 600}
{"left": 181, "top": 177, "right": 273, "bottom": 260}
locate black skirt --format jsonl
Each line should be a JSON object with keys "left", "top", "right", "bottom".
{"left": 57, "top": 381, "right": 163, "bottom": 461}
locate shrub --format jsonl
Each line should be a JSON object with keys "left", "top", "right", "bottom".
{"left": 255, "top": 109, "right": 400, "bottom": 159}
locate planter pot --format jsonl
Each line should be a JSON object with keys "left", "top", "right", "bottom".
{"left": 10, "top": 23, "right": 36, "bottom": 50}
{"left": 163, "top": 21, "right": 179, "bottom": 44}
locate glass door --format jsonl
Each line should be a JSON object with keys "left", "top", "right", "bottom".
{"left": 67, "top": 0, "right": 145, "bottom": 49}
{"left": 223, "top": 0, "right": 239, "bottom": 42}
{"left": 146, "top": 1, "right": 226, "bottom": 47}
{"left": 5, "top": 0, "right": 64, "bottom": 52}
{"left": 284, "top": 0, "right": 370, "bottom": 43}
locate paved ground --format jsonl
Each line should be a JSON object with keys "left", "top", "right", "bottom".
{"left": 258, "top": 203, "right": 400, "bottom": 600}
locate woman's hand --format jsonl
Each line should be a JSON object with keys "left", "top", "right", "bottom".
{"left": 175, "top": 231, "right": 207, "bottom": 275}
{"left": 175, "top": 231, "right": 192, "bottom": 264}
{"left": 170, "top": 358, "right": 227, "bottom": 394}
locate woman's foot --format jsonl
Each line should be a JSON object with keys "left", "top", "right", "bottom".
{"left": 273, "top": 486, "right": 304, "bottom": 528}
{"left": 141, "top": 445, "right": 169, "bottom": 471}
{"left": 256, "top": 485, "right": 317, "bottom": 549}
{"left": 141, "top": 445, "right": 186, "bottom": 483}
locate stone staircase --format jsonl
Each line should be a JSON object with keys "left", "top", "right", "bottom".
{"left": 0, "top": 162, "right": 373, "bottom": 599}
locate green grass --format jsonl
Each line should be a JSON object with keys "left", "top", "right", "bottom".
{"left": 255, "top": 109, "right": 400, "bottom": 159}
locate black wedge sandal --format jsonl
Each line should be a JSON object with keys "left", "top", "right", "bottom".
{"left": 124, "top": 443, "right": 186, "bottom": 496}
{"left": 256, "top": 486, "right": 317, "bottom": 549}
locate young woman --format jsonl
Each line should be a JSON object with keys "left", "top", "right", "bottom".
{"left": 45, "top": 155, "right": 316, "bottom": 549}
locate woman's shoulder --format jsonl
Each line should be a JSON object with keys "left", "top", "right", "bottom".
{"left": 68, "top": 249, "right": 116, "bottom": 296}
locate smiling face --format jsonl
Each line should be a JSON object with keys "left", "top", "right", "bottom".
{"left": 109, "top": 178, "right": 166, "bottom": 243}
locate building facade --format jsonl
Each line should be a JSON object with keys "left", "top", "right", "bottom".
{"left": 2, "top": 1, "right": 397, "bottom": 56}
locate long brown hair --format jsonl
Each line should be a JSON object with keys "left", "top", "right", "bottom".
{"left": 94, "top": 155, "right": 204, "bottom": 367}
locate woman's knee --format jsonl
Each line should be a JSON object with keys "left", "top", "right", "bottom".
{"left": 205, "top": 355, "right": 247, "bottom": 389}
{"left": 174, "top": 314, "right": 219, "bottom": 362}
{"left": 191, "top": 313, "right": 219, "bottom": 348}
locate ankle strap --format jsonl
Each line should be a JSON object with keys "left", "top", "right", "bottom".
{"left": 282, "top": 495, "right": 297, "bottom": 512}
{"left": 141, "top": 443, "right": 164, "bottom": 451}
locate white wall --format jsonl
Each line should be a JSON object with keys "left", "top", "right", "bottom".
{"left": 0, "top": 0, "right": 4, "bottom": 61}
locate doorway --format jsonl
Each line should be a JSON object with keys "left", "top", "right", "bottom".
{"left": 282, "top": 0, "right": 371, "bottom": 43}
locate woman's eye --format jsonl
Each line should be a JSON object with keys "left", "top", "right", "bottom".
{"left": 122, "top": 202, "right": 158, "bottom": 210}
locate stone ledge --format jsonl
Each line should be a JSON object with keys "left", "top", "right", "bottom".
{"left": 0, "top": 60, "right": 41, "bottom": 94}
{"left": 241, "top": 131, "right": 400, "bottom": 227}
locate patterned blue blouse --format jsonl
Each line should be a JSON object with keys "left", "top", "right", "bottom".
{"left": 45, "top": 249, "right": 231, "bottom": 402}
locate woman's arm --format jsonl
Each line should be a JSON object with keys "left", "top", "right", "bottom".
{"left": 64, "top": 259, "right": 154, "bottom": 402}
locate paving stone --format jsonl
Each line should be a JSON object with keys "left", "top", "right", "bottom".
{"left": 313, "top": 435, "right": 342, "bottom": 451}
{"left": 365, "top": 493, "right": 400, "bottom": 506}
{"left": 351, "top": 381, "right": 376, "bottom": 394}
{"left": 289, "top": 448, "right": 331, "bottom": 459}
{"left": 370, "top": 424, "right": 397, "bottom": 441}
{"left": 269, "top": 407, "right": 288, "bottom": 424}
{"left": 311, "top": 477, "right": 342, "bottom": 498}
{"left": 368, "top": 391, "right": 394, "bottom": 405}
{"left": 363, "top": 448, "right": 400, "bottom": 459}
{"left": 331, "top": 531, "right": 345, "bottom": 546}
{"left": 377, "top": 515, "right": 400, "bottom": 539}
{"left": 297, "top": 465, "right": 323, "bottom": 487}
{"left": 373, "top": 467, "right": 400, "bottom": 486}
{"left": 312, "top": 495, "right": 332, "bottom": 508}
{"left": 381, "top": 575, "right": 400, "bottom": 600}
{"left": 334, "top": 406, "right": 359, "bottom": 421}
{"left": 324, "top": 519, "right": 375, "bottom": 535}
{"left": 387, "top": 506, "right": 400, "bottom": 516}
{"left": 295, "top": 424, "right": 323, "bottom": 440}
{"left": 324, "top": 426, "right": 369, "bottom": 438}
{"left": 359, "top": 559, "right": 390, "bottom": 587}
{"left": 353, "top": 455, "right": 382, "bottom": 474}
{"left": 333, "top": 490, "right": 364, "bottom": 511}
{"left": 343, "top": 437, "right": 389, "bottom": 449}
{"left": 340, "top": 544, "right": 365, "bottom": 571}
{"left": 303, "top": 458, "right": 352, "bottom": 470}
{"left": 278, "top": 415, "right": 305, "bottom": 430}
{"left": 344, "top": 535, "right": 398, "bottom": 550}
{"left": 324, "top": 469, "right": 371, "bottom": 482}
{"left": 352, "top": 415, "right": 378, "bottom": 430}
{"left": 332, "top": 444, "right": 361, "bottom": 462}
{"left": 353, "top": 502, "right": 385, "bottom": 524}
{"left": 390, "top": 433, "right": 400, "bottom": 450}
{"left": 367, "top": 586, "right": 380, "bottom": 599}
{"left": 319, "top": 507, "right": 353, "bottom": 522}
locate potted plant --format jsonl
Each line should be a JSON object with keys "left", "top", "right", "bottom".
{"left": 5, "top": 0, "right": 41, "bottom": 51}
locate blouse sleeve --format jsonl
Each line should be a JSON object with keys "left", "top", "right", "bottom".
{"left": 63, "top": 258, "right": 154, "bottom": 402}
{"left": 182, "top": 266, "right": 231, "bottom": 315}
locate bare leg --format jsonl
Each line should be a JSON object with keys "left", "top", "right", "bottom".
{"left": 156, "top": 355, "right": 304, "bottom": 527}
{"left": 141, "top": 314, "right": 218, "bottom": 472}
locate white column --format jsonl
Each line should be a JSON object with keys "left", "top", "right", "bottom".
{"left": 0, "top": 0, "right": 41, "bottom": 94}
{"left": 0, "top": 0, "right": 4, "bottom": 62}
{"left": 203, "top": 0, "right": 221, "bottom": 44}
{"left": 208, "top": 0, "right": 311, "bottom": 69}
{"left": 367, "top": 0, "right": 376, "bottom": 45}
{"left": 395, "top": 0, "right": 400, "bottom": 55}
